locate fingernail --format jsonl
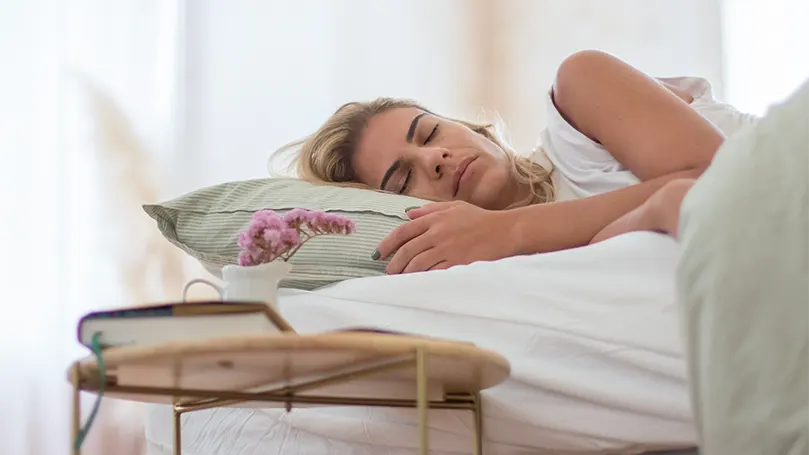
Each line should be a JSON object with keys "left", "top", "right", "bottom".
{"left": 371, "top": 249, "right": 381, "bottom": 260}
{"left": 405, "top": 206, "right": 419, "bottom": 213}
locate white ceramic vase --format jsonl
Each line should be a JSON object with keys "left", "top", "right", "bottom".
{"left": 182, "top": 261, "right": 292, "bottom": 309}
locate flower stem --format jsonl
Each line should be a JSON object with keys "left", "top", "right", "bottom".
{"left": 281, "top": 231, "right": 316, "bottom": 262}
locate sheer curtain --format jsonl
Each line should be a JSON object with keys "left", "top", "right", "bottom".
{"left": 0, "top": 2, "right": 480, "bottom": 452}
{"left": 0, "top": 1, "right": 186, "bottom": 454}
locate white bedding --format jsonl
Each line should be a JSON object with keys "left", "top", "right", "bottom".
{"left": 146, "top": 232, "right": 696, "bottom": 455}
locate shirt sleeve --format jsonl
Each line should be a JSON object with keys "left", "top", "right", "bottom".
{"left": 539, "top": 88, "right": 639, "bottom": 200}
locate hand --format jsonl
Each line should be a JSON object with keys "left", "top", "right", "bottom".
{"left": 589, "top": 200, "right": 656, "bottom": 244}
{"left": 591, "top": 178, "right": 696, "bottom": 243}
{"left": 375, "top": 201, "right": 517, "bottom": 274}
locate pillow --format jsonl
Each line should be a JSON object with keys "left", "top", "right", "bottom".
{"left": 143, "top": 178, "right": 429, "bottom": 290}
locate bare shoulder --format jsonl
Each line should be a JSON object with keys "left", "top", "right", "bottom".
{"left": 553, "top": 50, "right": 691, "bottom": 110}
{"left": 549, "top": 49, "right": 723, "bottom": 180}
{"left": 550, "top": 50, "right": 642, "bottom": 140}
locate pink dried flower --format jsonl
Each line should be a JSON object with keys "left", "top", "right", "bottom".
{"left": 305, "top": 212, "right": 328, "bottom": 234}
{"left": 283, "top": 208, "right": 310, "bottom": 230}
{"left": 237, "top": 231, "right": 254, "bottom": 250}
{"left": 237, "top": 208, "right": 355, "bottom": 265}
{"left": 251, "top": 210, "right": 284, "bottom": 231}
{"left": 279, "top": 227, "right": 301, "bottom": 248}
{"left": 305, "top": 212, "right": 356, "bottom": 235}
{"left": 239, "top": 248, "right": 267, "bottom": 267}
{"left": 238, "top": 250, "right": 252, "bottom": 266}
{"left": 262, "top": 229, "right": 281, "bottom": 246}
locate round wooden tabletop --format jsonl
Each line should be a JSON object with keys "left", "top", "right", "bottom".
{"left": 72, "top": 332, "right": 511, "bottom": 405}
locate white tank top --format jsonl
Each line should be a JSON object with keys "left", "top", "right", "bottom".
{"left": 535, "top": 76, "right": 760, "bottom": 202}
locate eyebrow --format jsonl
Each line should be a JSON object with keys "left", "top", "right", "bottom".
{"left": 406, "top": 112, "right": 427, "bottom": 143}
{"left": 379, "top": 112, "right": 426, "bottom": 190}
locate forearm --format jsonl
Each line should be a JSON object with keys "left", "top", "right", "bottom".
{"left": 508, "top": 169, "right": 701, "bottom": 255}
{"left": 589, "top": 178, "right": 698, "bottom": 244}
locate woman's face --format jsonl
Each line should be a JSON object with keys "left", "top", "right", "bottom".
{"left": 351, "top": 107, "right": 522, "bottom": 210}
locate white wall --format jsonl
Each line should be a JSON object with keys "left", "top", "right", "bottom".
{"left": 183, "top": 0, "right": 480, "bottom": 190}
{"left": 721, "top": 0, "right": 809, "bottom": 115}
{"left": 485, "top": 0, "right": 725, "bottom": 153}
{"left": 182, "top": 0, "right": 726, "bottom": 189}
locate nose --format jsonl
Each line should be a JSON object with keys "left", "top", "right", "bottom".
{"left": 420, "top": 147, "right": 451, "bottom": 180}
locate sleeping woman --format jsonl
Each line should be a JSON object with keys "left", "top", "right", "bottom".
{"left": 278, "top": 50, "right": 757, "bottom": 274}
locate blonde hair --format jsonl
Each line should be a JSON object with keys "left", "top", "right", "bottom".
{"left": 273, "top": 98, "right": 555, "bottom": 205}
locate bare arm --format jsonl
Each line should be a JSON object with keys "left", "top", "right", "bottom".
{"left": 507, "top": 169, "right": 699, "bottom": 255}
{"left": 552, "top": 50, "right": 725, "bottom": 181}
{"left": 502, "top": 51, "right": 726, "bottom": 254}
{"left": 380, "top": 173, "right": 699, "bottom": 273}
{"left": 589, "top": 179, "right": 697, "bottom": 244}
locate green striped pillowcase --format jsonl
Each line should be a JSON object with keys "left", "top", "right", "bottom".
{"left": 143, "top": 178, "right": 429, "bottom": 290}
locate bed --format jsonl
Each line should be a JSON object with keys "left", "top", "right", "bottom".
{"left": 144, "top": 231, "right": 699, "bottom": 455}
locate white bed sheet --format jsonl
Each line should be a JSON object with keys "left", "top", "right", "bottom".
{"left": 146, "top": 232, "right": 696, "bottom": 455}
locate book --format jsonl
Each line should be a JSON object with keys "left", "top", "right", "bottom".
{"left": 77, "top": 303, "right": 475, "bottom": 350}
{"left": 77, "top": 301, "right": 295, "bottom": 349}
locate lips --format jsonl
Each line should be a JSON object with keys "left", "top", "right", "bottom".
{"left": 452, "top": 157, "right": 476, "bottom": 198}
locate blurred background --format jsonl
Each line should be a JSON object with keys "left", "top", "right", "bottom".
{"left": 1, "top": 0, "right": 807, "bottom": 453}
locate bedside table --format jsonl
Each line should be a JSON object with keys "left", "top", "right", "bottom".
{"left": 69, "top": 332, "right": 510, "bottom": 455}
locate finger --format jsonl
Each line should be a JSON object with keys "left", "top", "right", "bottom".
{"left": 406, "top": 201, "right": 458, "bottom": 220}
{"left": 428, "top": 261, "right": 450, "bottom": 271}
{"left": 402, "top": 248, "right": 444, "bottom": 274}
{"left": 386, "top": 234, "right": 434, "bottom": 275}
{"left": 375, "top": 218, "right": 428, "bottom": 260}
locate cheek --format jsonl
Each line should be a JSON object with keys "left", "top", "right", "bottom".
{"left": 487, "top": 165, "right": 511, "bottom": 190}
{"left": 471, "top": 132, "right": 507, "bottom": 159}
{"left": 471, "top": 159, "right": 510, "bottom": 200}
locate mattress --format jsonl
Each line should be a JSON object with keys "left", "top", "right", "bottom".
{"left": 146, "top": 232, "right": 697, "bottom": 454}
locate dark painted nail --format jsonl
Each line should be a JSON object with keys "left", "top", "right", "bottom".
{"left": 405, "top": 206, "right": 420, "bottom": 213}
{"left": 371, "top": 249, "right": 381, "bottom": 260}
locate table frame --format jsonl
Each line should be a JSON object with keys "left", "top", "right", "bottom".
{"left": 70, "top": 346, "right": 484, "bottom": 455}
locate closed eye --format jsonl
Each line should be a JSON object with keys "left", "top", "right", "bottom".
{"left": 399, "top": 169, "right": 413, "bottom": 194}
{"left": 424, "top": 123, "right": 439, "bottom": 144}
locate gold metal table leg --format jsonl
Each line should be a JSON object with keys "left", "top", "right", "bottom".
{"left": 71, "top": 363, "right": 81, "bottom": 455}
{"left": 473, "top": 392, "right": 483, "bottom": 455}
{"left": 173, "top": 405, "right": 183, "bottom": 455}
{"left": 416, "top": 347, "right": 428, "bottom": 455}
